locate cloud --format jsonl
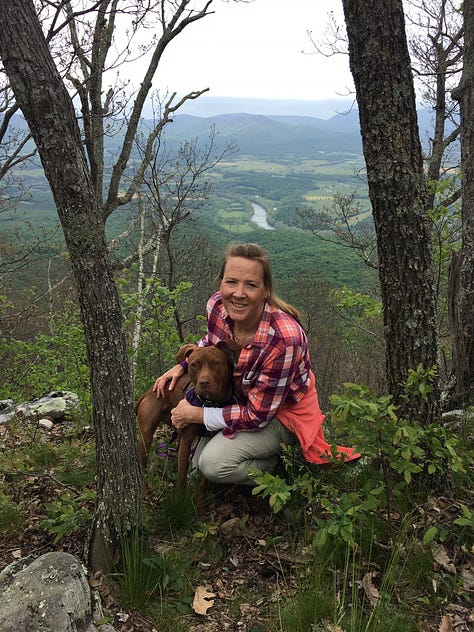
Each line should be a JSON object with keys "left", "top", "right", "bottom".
{"left": 134, "top": 0, "right": 354, "bottom": 101}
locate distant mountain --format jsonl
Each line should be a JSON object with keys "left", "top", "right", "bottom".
{"left": 157, "top": 112, "right": 364, "bottom": 158}
{"left": 12, "top": 96, "right": 449, "bottom": 167}
{"left": 164, "top": 96, "right": 452, "bottom": 146}
{"left": 150, "top": 103, "right": 441, "bottom": 160}
{"left": 160, "top": 96, "right": 356, "bottom": 119}
{"left": 267, "top": 109, "right": 361, "bottom": 132}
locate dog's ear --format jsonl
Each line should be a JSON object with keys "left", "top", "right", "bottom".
{"left": 216, "top": 339, "right": 241, "bottom": 363}
{"left": 175, "top": 344, "right": 196, "bottom": 363}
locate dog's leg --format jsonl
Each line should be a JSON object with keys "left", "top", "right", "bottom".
{"left": 136, "top": 391, "right": 165, "bottom": 471}
{"left": 175, "top": 424, "right": 201, "bottom": 489}
{"left": 176, "top": 426, "right": 209, "bottom": 512}
{"left": 196, "top": 473, "right": 208, "bottom": 514}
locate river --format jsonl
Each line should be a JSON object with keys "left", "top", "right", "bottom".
{"left": 250, "top": 201, "right": 275, "bottom": 230}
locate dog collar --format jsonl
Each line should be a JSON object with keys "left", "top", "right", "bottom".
{"left": 184, "top": 386, "right": 236, "bottom": 409}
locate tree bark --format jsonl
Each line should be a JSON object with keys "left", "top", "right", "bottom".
{"left": 341, "top": 0, "right": 440, "bottom": 421}
{"left": 450, "top": 1, "right": 474, "bottom": 406}
{"left": 0, "top": 0, "right": 142, "bottom": 571}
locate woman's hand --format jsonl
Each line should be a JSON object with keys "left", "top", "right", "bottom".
{"left": 171, "top": 399, "right": 204, "bottom": 431}
{"left": 152, "top": 363, "right": 184, "bottom": 398}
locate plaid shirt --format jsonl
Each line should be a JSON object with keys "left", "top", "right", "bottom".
{"left": 199, "top": 292, "right": 312, "bottom": 436}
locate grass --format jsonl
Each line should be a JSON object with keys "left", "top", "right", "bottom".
{"left": 269, "top": 510, "right": 439, "bottom": 632}
{"left": 251, "top": 435, "right": 473, "bottom": 632}
{"left": 148, "top": 486, "right": 200, "bottom": 534}
{"left": 110, "top": 528, "right": 195, "bottom": 624}
{"left": 0, "top": 414, "right": 96, "bottom": 489}
{"left": 1, "top": 401, "right": 472, "bottom": 630}
{"left": 0, "top": 493, "right": 25, "bottom": 539}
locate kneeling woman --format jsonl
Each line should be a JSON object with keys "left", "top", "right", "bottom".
{"left": 154, "top": 243, "right": 360, "bottom": 485}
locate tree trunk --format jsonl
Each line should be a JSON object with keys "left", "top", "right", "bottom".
{"left": 0, "top": 0, "right": 142, "bottom": 571}
{"left": 450, "top": 1, "right": 474, "bottom": 406}
{"left": 341, "top": 0, "right": 440, "bottom": 421}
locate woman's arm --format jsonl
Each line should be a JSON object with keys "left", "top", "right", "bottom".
{"left": 152, "top": 364, "right": 185, "bottom": 398}
{"left": 171, "top": 399, "right": 204, "bottom": 430}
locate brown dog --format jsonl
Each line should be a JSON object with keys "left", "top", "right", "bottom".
{"left": 135, "top": 340, "right": 240, "bottom": 489}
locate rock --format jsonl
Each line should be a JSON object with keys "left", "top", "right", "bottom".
{"left": 0, "top": 552, "right": 114, "bottom": 632}
{"left": 0, "top": 391, "right": 80, "bottom": 424}
{"left": 442, "top": 408, "right": 474, "bottom": 430}
{"left": 0, "top": 399, "right": 14, "bottom": 411}
{"left": 38, "top": 418, "right": 55, "bottom": 430}
{"left": 220, "top": 517, "right": 245, "bottom": 538}
{"left": 442, "top": 409, "right": 474, "bottom": 420}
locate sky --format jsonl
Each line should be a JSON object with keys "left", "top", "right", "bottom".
{"left": 146, "top": 0, "right": 354, "bottom": 103}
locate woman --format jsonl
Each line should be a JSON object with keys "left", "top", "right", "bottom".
{"left": 154, "top": 243, "right": 359, "bottom": 485}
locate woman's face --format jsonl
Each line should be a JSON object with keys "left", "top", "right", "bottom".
{"left": 220, "top": 256, "right": 268, "bottom": 329}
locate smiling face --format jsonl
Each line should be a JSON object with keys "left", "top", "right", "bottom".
{"left": 219, "top": 256, "right": 268, "bottom": 331}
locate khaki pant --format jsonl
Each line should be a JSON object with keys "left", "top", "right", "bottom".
{"left": 193, "top": 417, "right": 294, "bottom": 485}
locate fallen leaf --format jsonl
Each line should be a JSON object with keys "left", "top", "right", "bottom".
{"left": 220, "top": 517, "right": 244, "bottom": 537}
{"left": 192, "top": 585, "right": 216, "bottom": 615}
{"left": 446, "top": 603, "right": 472, "bottom": 616}
{"left": 215, "top": 578, "right": 232, "bottom": 599}
{"left": 438, "top": 615, "right": 453, "bottom": 632}
{"left": 116, "top": 611, "right": 129, "bottom": 622}
{"left": 239, "top": 603, "right": 258, "bottom": 617}
{"left": 362, "top": 571, "right": 380, "bottom": 607}
{"left": 460, "top": 564, "right": 474, "bottom": 591}
{"left": 319, "top": 622, "right": 344, "bottom": 632}
{"left": 12, "top": 549, "right": 22, "bottom": 559}
{"left": 121, "top": 616, "right": 135, "bottom": 632}
{"left": 431, "top": 544, "right": 456, "bottom": 573}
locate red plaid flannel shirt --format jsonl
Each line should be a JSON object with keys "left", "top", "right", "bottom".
{"left": 198, "top": 292, "right": 312, "bottom": 436}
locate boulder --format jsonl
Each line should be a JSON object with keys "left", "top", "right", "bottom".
{"left": 0, "top": 391, "right": 80, "bottom": 425}
{"left": 0, "top": 552, "right": 113, "bottom": 631}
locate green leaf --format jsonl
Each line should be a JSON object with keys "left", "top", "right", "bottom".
{"left": 314, "top": 529, "right": 328, "bottom": 548}
{"left": 423, "top": 526, "right": 438, "bottom": 544}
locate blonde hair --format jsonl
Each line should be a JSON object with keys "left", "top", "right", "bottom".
{"left": 217, "top": 243, "right": 303, "bottom": 326}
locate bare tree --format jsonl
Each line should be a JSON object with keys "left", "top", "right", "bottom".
{"left": 120, "top": 125, "right": 236, "bottom": 382}
{"left": 406, "top": 0, "right": 463, "bottom": 208}
{"left": 304, "top": 1, "right": 463, "bottom": 260}
{"left": 0, "top": 76, "right": 43, "bottom": 280}
{"left": 0, "top": 84, "right": 35, "bottom": 185}
{"left": 304, "top": 1, "right": 467, "bottom": 414}
{"left": 310, "top": 0, "right": 463, "bottom": 197}
{"left": 0, "top": 0, "right": 234, "bottom": 571}
{"left": 296, "top": 193, "right": 378, "bottom": 270}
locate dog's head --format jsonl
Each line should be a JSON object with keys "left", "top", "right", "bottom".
{"left": 176, "top": 340, "right": 240, "bottom": 403}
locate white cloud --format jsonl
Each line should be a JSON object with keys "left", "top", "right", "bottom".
{"left": 134, "top": 0, "right": 354, "bottom": 101}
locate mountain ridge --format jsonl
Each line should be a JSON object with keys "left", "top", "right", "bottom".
{"left": 159, "top": 111, "right": 364, "bottom": 157}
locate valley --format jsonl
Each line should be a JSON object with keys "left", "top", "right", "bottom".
{"left": 5, "top": 106, "right": 374, "bottom": 294}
